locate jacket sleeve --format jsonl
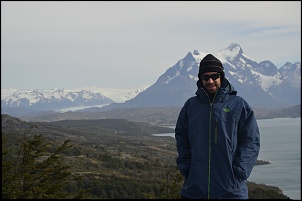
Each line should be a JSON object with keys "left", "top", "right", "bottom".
{"left": 233, "top": 101, "right": 260, "bottom": 182}
{"left": 175, "top": 103, "right": 191, "bottom": 178}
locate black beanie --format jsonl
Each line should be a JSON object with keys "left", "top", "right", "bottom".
{"left": 198, "top": 54, "right": 224, "bottom": 80}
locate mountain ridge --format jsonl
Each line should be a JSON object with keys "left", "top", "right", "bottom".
{"left": 99, "top": 43, "right": 300, "bottom": 111}
{"left": 1, "top": 43, "right": 300, "bottom": 118}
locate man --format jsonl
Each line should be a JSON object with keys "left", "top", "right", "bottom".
{"left": 175, "top": 54, "right": 260, "bottom": 199}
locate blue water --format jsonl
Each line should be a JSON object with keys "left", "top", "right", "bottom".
{"left": 153, "top": 117, "right": 301, "bottom": 200}
{"left": 248, "top": 118, "right": 301, "bottom": 200}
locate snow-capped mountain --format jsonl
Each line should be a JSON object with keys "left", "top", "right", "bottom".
{"left": 1, "top": 86, "right": 148, "bottom": 112}
{"left": 100, "top": 43, "right": 300, "bottom": 111}
{"left": 1, "top": 43, "right": 300, "bottom": 116}
{"left": 69, "top": 86, "right": 149, "bottom": 103}
{"left": 1, "top": 88, "right": 114, "bottom": 111}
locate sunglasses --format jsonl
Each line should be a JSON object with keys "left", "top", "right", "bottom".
{"left": 200, "top": 73, "right": 220, "bottom": 81}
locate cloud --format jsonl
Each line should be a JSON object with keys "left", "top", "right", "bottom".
{"left": 1, "top": 1, "right": 301, "bottom": 90}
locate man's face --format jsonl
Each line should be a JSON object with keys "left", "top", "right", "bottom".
{"left": 200, "top": 72, "right": 221, "bottom": 95}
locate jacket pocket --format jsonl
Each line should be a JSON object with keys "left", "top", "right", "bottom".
{"left": 214, "top": 121, "right": 218, "bottom": 145}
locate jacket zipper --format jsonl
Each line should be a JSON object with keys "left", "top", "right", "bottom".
{"left": 208, "top": 103, "right": 212, "bottom": 199}
{"left": 207, "top": 91, "right": 218, "bottom": 199}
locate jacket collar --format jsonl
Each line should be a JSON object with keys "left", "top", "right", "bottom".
{"left": 195, "top": 78, "right": 237, "bottom": 102}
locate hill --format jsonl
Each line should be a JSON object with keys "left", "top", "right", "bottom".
{"left": 2, "top": 114, "right": 290, "bottom": 199}
{"left": 16, "top": 104, "right": 301, "bottom": 124}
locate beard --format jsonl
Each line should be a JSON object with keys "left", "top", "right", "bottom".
{"left": 204, "top": 83, "right": 218, "bottom": 95}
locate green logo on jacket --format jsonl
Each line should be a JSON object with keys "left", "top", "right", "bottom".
{"left": 223, "top": 107, "right": 231, "bottom": 112}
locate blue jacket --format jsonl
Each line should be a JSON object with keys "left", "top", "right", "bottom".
{"left": 175, "top": 78, "right": 260, "bottom": 199}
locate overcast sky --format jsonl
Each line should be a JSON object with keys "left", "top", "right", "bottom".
{"left": 1, "top": 1, "right": 301, "bottom": 90}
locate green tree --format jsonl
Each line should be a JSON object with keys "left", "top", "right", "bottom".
{"left": 2, "top": 125, "right": 87, "bottom": 199}
{"left": 145, "top": 165, "right": 183, "bottom": 199}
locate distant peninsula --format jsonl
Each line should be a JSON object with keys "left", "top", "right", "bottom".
{"left": 255, "top": 159, "right": 271, "bottom": 165}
